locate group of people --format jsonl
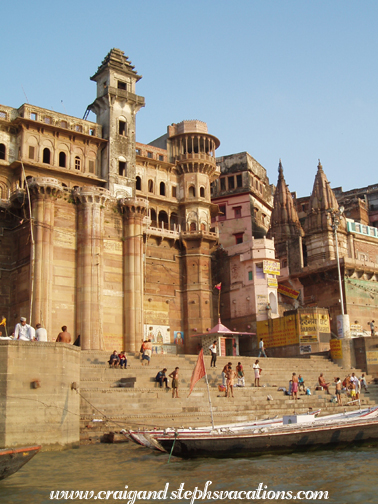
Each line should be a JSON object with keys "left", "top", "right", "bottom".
{"left": 220, "top": 362, "right": 245, "bottom": 398}
{"left": 287, "top": 373, "right": 306, "bottom": 400}
{"left": 5, "top": 317, "right": 75, "bottom": 344}
{"left": 155, "top": 367, "right": 179, "bottom": 398}
{"left": 108, "top": 350, "right": 127, "bottom": 369}
{"left": 334, "top": 372, "right": 368, "bottom": 406}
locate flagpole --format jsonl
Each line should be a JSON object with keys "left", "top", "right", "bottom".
{"left": 204, "top": 370, "right": 215, "bottom": 430}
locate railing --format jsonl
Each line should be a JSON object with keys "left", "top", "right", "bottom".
{"left": 347, "top": 221, "right": 378, "bottom": 239}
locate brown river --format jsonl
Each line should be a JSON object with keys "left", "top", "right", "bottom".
{"left": 0, "top": 442, "right": 376, "bottom": 504}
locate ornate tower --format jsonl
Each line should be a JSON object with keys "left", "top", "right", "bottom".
{"left": 88, "top": 48, "right": 145, "bottom": 197}
{"left": 167, "top": 121, "right": 220, "bottom": 352}
{"left": 304, "top": 161, "right": 347, "bottom": 266}
{"left": 268, "top": 160, "right": 304, "bottom": 275}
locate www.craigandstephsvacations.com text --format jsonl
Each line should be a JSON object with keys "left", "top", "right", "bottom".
{"left": 49, "top": 481, "right": 329, "bottom": 502}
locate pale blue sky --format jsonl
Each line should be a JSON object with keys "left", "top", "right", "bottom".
{"left": 2, "top": 1, "right": 378, "bottom": 197}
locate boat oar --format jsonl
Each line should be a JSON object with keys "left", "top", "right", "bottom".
{"left": 167, "top": 432, "right": 178, "bottom": 464}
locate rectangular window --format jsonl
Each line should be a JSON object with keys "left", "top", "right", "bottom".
{"left": 219, "top": 204, "right": 226, "bottom": 221}
{"left": 75, "top": 125, "right": 83, "bottom": 133}
{"left": 234, "top": 206, "right": 242, "bottom": 218}
{"left": 31, "top": 112, "right": 37, "bottom": 120}
{"left": 118, "top": 81, "right": 127, "bottom": 90}
{"left": 88, "top": 160, "right": 95, "bottom": 173}
{"left": 136, "top": 148, "right": 141, "bottom": 155}
{"left": 158, "top": 155, "right": 164, "bottom": 161}
{"left": 171, "top": 186, "right": 177, "bottom": 197}
{"left": 60, "top": 120, "right": 68, "bottom": 128}
{"left": 0, "top": 111, "right": 7, "bottom": 119}
{"left": 234, "top": 232, "right": 243, "bottom": 244}
{"left": 44, "top": 117, "right": 52, "bottom": 124}
{"left": 119, "top": 161, "right": 126, "bottom": 177}
{"left": 28, "top": 146, "right": 34, "bottom": 159}
{"left": 147, "top": 152, "right": 153, "bottom": 159}
{"left": 119, "top": 120, "right": 127, "bottom": 136}
{"left": 236, "top": 174, "right": 242, "bottom": 188}
{"left": 90, "top": 128, "right": 95, "bottom": 136}
{"left": 248, "top": 270, "right": 253, "bottom": 281}
{"left": 228, "top": 176, "right": 235, "bottom": 190}
{"left": 220, "top": 178, "right": 226, "bottom": 191}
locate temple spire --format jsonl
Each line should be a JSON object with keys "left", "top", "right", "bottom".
{"left": 304, "top": 160, "right": 344, "bottom": 234}
{"left": 267, "top": 160, "right": 304, "bottom": 242}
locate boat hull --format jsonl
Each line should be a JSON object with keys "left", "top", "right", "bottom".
{"left": 0, "top": 446, "right": 41, "bottom": 480}
{"left": 156, "top": 419, "right": 378, "bottom": 459}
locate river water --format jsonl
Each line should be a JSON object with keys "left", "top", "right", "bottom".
{"left": 0, "top": 442, "right": 376, "bottom": 504}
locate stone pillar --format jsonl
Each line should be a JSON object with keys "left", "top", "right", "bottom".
{"left": 119, "top": 197, "right": 148, "bottom": 352}
{"left": 75, "top": 187, "right": 111, "bottom": 350}
{"left": 29, "top": 178, "right": 62, "bottom": 337}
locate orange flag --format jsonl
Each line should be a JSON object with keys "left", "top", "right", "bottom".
{"left": 188, "top": 348, "right": 206, "bottom": 397}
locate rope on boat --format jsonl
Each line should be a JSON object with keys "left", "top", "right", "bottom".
{"left": 167, "top": 431, "right": 178, "bottom": 464}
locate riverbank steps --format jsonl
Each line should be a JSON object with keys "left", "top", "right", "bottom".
{"left": 79, "top": 351, "right": 378, "bottom": 443}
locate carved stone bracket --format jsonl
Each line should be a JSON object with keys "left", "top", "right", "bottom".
{"left": 74, "top": 186, "right": 112, "bottom": 206}
{"left": 118, "top": 196, "right": 148, "bottom": 218}
{"left": 28, "top": 177, "right": 63, "bottom": 199}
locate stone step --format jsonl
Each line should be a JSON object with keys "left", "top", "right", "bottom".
{"left": 79, "top": 402, "right": 371, "bottom": 431}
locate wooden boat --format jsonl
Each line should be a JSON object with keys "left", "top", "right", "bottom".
{"left": 127, "top": 406, "right": 378, "bottom": 450}
{"left": 126, "top": 411, "right": 321, "bottom": 449}
{"left": 0, "top": 445, "right": 41, "bottom": 480}
{"left": 141, "top": 407, "right": 378, "bottom": 458}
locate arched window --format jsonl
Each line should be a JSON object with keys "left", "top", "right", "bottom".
{"left": 75, "top": 156, "right": 81, "bottom": 170}
{"left": 160, "top": 182, "right": 165, "bottom": 196}
{"left": 150, "top": 209, "right": 157, "bottom": 227}
{"left": 148, "top": 180, "right": 154, "bottom": 193}
{"left": 0, "top": 143, "right": 5, "bottom": 160}
{"left": 201, "top": 223, "right": 206, "bottom": 231}
{"left": 159, "top": 211, "right": 168, "bottom": 229}
{"left": 200, "top": 187, "right": 205, "bottom": 198}
{"left": 136, "top": 176, "right": 141, "bottom": 190}
{"left": 189, "top": 185, "right": 195, "bottom": 197}
{"left": 118, "top": 119, "right": 127, "bottom": 136}
{"left": 190, "top": 222, "right": 197, "bottom": 231}
{"left": 43, "top": 148, "right": 50, "bottom": 164}
{"left": 59, "top": 152, "right": 66, "bottom": 168}
{"left": 170, "top": 212, "right": 178, "bottom": 230}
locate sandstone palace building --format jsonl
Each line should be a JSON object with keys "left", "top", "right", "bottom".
{"left": 0, "top": 49, "right": 221, "bottom": 353}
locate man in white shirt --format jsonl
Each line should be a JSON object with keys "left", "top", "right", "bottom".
{"left": 14, "top": 317, "right": 35, "bottom": 341}
{"left": 209, "top": 341, "right": 217, "bottom": 367}
{"left": 35, "top": 323, "right": 48, "bottom": 342}
{"left": 258, "top": 338, "right": 267, "bottom": 357}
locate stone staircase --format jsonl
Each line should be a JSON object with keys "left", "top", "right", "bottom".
{"left": 79, "top": 351, "right": 377, "bottom": 442}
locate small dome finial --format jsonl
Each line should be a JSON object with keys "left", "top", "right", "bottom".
{"left": 278, "top": 159, "right": 283, "bottom": 178}
{"left": 318, "top": 159, "right": 323, "bottom": 171}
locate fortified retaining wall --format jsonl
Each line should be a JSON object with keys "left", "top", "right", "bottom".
{"left": 0, "top": 341, "right": 80, "bottom": 450}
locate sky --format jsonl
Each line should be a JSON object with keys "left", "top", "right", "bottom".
{"left": 2, "top": 0, "right": 378, "bottom": 197}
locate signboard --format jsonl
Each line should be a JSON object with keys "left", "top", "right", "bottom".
{"left": 278, "top": 284, "right": 300, "bottom": 299}
{"left": 318, "top": 314, "right": 330, "bottom": 333}
{"left": 257, "top": 294, "right": 268, "bottom": 314}
{"left": 267, "top": 277, "right": 278, "bottom": 287}
{"left": 144, "top": 324, "right": 171, "bottom": 344}
{"left": 299, "top": 333, "right": 318, "bottom": 344}
{"left": 330, "top": 339, "right": 343, "bottom": 360}
{"left": 366, "top": 351, "right": 378, "bottom": 366}
{"left": 257, "top": 317, "right": 298, "bottom": 348}
{"left": 300, "top": 345, "right": 312, "bottom": 354}
{"left": 299, "top": 314, "right": 318, "bottom": 335}
{"left": 263, "top": 260, "right": 280, "bottom": 276}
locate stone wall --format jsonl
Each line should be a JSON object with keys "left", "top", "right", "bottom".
{"left": 0, "top": 341, "right": 80, "bottom": 450}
